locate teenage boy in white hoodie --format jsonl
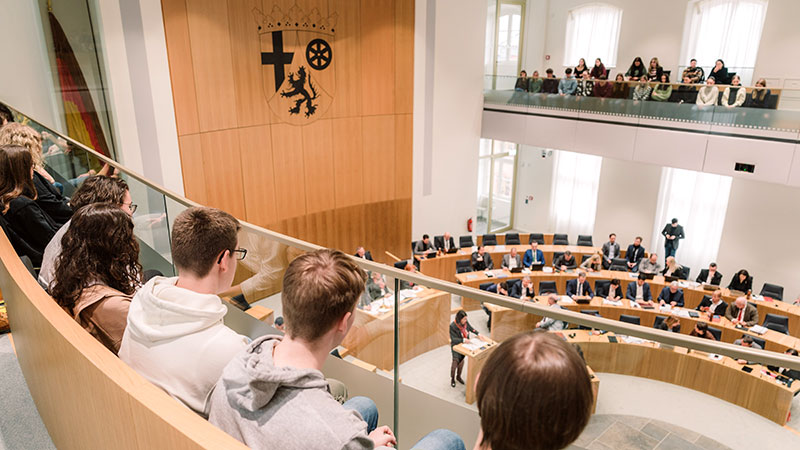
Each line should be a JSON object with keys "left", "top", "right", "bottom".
{"left": 119, "top": 207, "right": 248, "bottom": 418}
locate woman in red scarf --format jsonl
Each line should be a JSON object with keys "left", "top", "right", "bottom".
{"left": 449, "top": 309, "right": 481, "bottom": 387}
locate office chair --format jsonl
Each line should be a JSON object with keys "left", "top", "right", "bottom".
{"left": 456, "top": 260, "right": 472, "bottom": 274}
{"left": 459, "top": 235, "right": 474, "bottom": 248}
{"left": 763, "top": 314, "right": 789, "bottom": 334}
{"left": 553, "top": 233, "right": 569, "bottom": 245}
{"left": 539, "top": 281, "right": 558, "bottom": 294}
{"left": 505, "top": 233, "right": 521, "bottom": 245}
{"left": 482, "top": 234, "right": 497, "bottom": 246}
{"left": 577, "top": 235, "right": 593, "bottom": 246}
{"left": 528, "top": 233, "right": 545, "bottom": 244}
{"left": 760, "top": 283, "right": 784, "bottom": 301}
{"left": 619, "top": 314, "right": 641, "bottom": 325}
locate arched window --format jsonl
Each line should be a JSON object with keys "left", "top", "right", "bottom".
{"left": 563, "top": 3, "right": 623, "bottom": 68}
{"left": 681, "top": 0, "right": 768, "bottom": 84}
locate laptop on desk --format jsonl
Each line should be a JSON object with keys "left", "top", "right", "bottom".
{"left": 574, "top": 296, "right": 591, "bottom": 304}
{"left": 530, "top": 263, "right": 544, "bottom": 271}
{"left": 701, "top": 283, "right": 717, "bottom": 291}
{"left": 639, "top": 272, "right": 656, "bottom": 280}
{"left": 510, "top": 266, "right": 524, "bottom": 273}
{"left": 445, "top": 248, "right": 458, "bottom": 254}
{"left": 664, "top": 275, "right": 679, "bottom": 283}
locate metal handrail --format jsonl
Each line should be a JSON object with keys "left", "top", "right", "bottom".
{"left": 6, "top": 100, "right": 800, "bottom": 371}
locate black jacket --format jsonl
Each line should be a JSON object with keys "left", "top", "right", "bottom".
{"left": 696, "top": 269, "right": 722, "bottom": 286}
{"left": 434, "top": 236, "right": 457, "bottom": 252}
{"left": 727, "top": 275, "right": 753, "bottom": 293}
{"left": 2, "top": 196, "right": 60, "bottom": 266}
{"left": 626, "top": 244, "right": 646, "bottom": 264}
{"left": 449, "top": 321, "right": 478, "bottom": 348}
{"left": 661, "top": 224, "right": 685, "bottom": 248}
{"left": 33, "top": 172, "right": 72, "bottom": 227}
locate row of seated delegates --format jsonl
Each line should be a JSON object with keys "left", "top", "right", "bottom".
{"left": 412, "top": 232, "right": 459, "bottom": 255}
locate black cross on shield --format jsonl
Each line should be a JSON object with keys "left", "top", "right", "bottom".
{"left": 261, "top": 31, "right": 294, "bottom": 92}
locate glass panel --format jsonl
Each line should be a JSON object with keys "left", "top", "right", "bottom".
{"left": 476, "top": 158, "right": 491, "bottom": 235}
{"left": 489, "top": 154, "right": 515, "bottom": 232}
{"left": 494, "top": 2, "right": 522, "bottom": 80}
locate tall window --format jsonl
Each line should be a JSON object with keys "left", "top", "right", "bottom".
{"left": 650, "top": 168, "right": 732, "bottom": 278}
{"left": 548, "top": 151, "right": 602, "bottom": 238}
{"left": 477, "top": 139, "right": 518, "bottom": 234}
{"left": 485, "top": 0, "right": 526, "bottom": 90}
{"left": 681, "top": 0, "right": 768, "bottom": 83}
{"left": 563, "top": 3, "right": 623, "bottom": 68}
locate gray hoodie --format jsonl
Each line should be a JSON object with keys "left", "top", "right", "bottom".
{"left": 208, "top": 335, "right": 375, "bottom": 450}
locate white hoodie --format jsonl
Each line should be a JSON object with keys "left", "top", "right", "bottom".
{"left": 119, "top": 276, "right": 248, "bottom": 417}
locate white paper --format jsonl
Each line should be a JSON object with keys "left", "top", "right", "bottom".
{"left": 560, "top": 296, "right": 574, "bottom": 304}
{"left": 543, "top": 267, "right": 554, "bottom": 273}
{"left": 750, "top": 325, "right": 768, "bottom": 335}
{"left": 603, "top": 299, "right": 623, "bottom": 306}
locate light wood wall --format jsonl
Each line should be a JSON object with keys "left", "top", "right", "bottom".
{"left": 162, "top": 0, "right": 414, "bottom": 261}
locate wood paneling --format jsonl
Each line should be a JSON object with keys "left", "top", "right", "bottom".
{"left": 161, "top": 0, "right": 200, "bottom": 135}
{"left": 332, "top": 117, "right": 364, "bottom": 208}
{"left": 177, "top": 134, "right": 206, "bottom": 205}
{"left": 238, "top": 125, "right": 278, "bottom": 227}
{"left": 360, "top": 0, "right": 396, "bottom": 116}
{"left": 270, "top": 123, "right": 307, "bottom": 221}
{"left": 394, "top": 0, "right": 415, "bottom": 114}
{"left": 394, "top": 113, "right": 413, "bottom": 199}
{"left": 301, "top": 119, "right": 336, "bottom": 214}
{"left": 362, "top": 115, "right": 396, "bottom": 203}
{"left": 199, "top": 130, "right": 246, "bottom": 218}
{"left": 329, "top": 0, "right": 362, "bottom": 118}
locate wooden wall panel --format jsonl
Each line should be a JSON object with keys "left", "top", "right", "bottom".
{"left": 177, "top": 134, "right": 206, "bottom": 205}
{"left": 332, "top": 117, "right": 364, "bottom": 208}
{"left": 301, "top": 119, "right": 336, "bottom": 214}
{"left": 360, "top": 0, "right": 396, "bottom": 116}
{"left": 334, "top": 205, "right": 366, "bottom": 257}
{"left": 185, "top": 0, "right": 238, "bottom": 132}
{"left": 199, "top": 130, "right": 246, "bottom": 218}
{"left": 329, "top": 0, "right": 362, "bottom": 119}
{"left": 161, "top": 0, "right": 200, "bottom": 135}
{"left": 394, "top": 113, "right": 413, "bottom": 199}
{"left": 362, "top": 115, "right": 396, "bottom": 203}
{"left": 271, "top": 123, "right": 307, "bottom": 221}
{"left": 238, "top": 125, "right": 278, "bottom": 227}
{"left": 395, "top": 0, "right": 415, "bottom": 115}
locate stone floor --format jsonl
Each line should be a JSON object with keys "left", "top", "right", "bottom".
{"left": 568, "top": 415, "right": 731, "bottom": 450}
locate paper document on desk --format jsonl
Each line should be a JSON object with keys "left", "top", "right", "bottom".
{"left": 621, "top": 336, "right": 648, "bottom": 345}
{"left": 603, "top": 299, "right": 623, "bottom": 306}
{"left": 543, "top": 267, "right": 554, "bottom": 273}
{"left": 674, "top": 309, "right": 691, "bottom": 318}
{"left": 751, "top": 294, "right": 764, "bottom": 301}
{"left": 629, "top": 273, "right": 639, "bottom": 279}
{"left": 462, "top": 338, "right": 486, "bottom": 352}
{"left": 495, "top": 245, "right": 506, "bottom": 251}
{"left": 750, "top": 325, "right": 768, "bottom": 335}
{"left": 464, "top": 274, "right": 478, "bottom": 280}
{"left": 708, "top": 354, "right": 723, "bottom": 361}
{"left": 560, "top": 296, "right": 574, "bottom": 304}
{"left": 659, "top": 304, "right": 672, "bottom": 312}
{"left": 398, "top": 289, "right": 416, "bottom": 300}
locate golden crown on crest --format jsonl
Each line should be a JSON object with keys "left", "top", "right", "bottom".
{"left": 253, "top": 4, "right": 337, "bottom": 36}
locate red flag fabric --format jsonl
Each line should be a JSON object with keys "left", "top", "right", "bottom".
{"left": 48, "top": 11, "right": 110, "bottom": 157}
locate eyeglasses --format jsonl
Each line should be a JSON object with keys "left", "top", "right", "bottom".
{"left": 122, "top": 202, "right": 138, "bottom": 213}
{"left": 218, "top": 247, "right": 247, "bottom": 264}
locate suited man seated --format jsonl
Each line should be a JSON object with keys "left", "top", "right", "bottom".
{"left": 511, "top": 276, "right": 535, "bottom": 300}
{"left": 625, "top": 236, "right": 646, "bottom": 271}
{"left": 354, "top": 246, "right": 373, "bottom": 261}
{"left": 696, "top": 290, "right": 728, "bottom": 317}
{"left": 553, "top": 250, "right": 577, "bottom": 271}
{"left": 725, "top": 296, "right": 759, "bottom": 327}
{"left": 733, "top": 335, "right": 762, "bottom": 365}
{"left": 696, "top": 262, "right": 723, "bottom": 286}
{"left": 434, "top": 232, "right": 457, "bottom": 253}
{"left": 626, "top": 273, "right": 653, "bottom": 305}
{"left": 522, "top": 241, "right": 544, "bottom": 267}
{"left": 601, "top": 233, "right": 621, "bottom": 269}
{"left": 566, "top": 271, "right": 593, "bottom": 299}
{"left": 657, "top": 281, "right": 684, "bottom": 307}
{"left": 536, "top": 294, "right": 565, "bottom": 331}
{"left": 768, "top": 349, "right": 800, "bottom": 381}
{"left": 471, "top": 246, "right": 494, "bottom": 271}
{"left": 414, "top": 234, "right": 433, "bottom": 255}
{"left": 502, "top": 247, "right": 522, "bottom": 270}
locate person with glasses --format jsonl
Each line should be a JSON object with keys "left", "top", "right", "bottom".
{"left": 119, "top": 206, "right": 250, "bottom": 418}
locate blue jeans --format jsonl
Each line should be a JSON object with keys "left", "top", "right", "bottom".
{"left": 411, "top": 429, "right": 466, "bottom": 450}
{"left": 342, "top": 396, "right": 378, "bottom": 433}
{"left": 664, "top": 242, "right": 677, "bottom": 261}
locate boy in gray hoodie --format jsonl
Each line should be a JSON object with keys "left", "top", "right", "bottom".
{"left": 209, "top": 249, "right": 465, "bottom": 450}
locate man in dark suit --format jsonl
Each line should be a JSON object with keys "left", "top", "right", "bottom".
{"left": 768, "top": 349, "right": 800, "bottom": 380}
{"left": 523, "top": 241, "right": 544, "bottom": 267}
{"left": 697, "top": 290, "right": 728, "bottom": 317}
{"left": 434, "top": 232, "right": 457, "bottom": 253}
{"left": 625, "top": 236, "right": 646, "bottom": 271}
{"left": 354, "top": 246, "right": 373, "bottom": 261}
{"left": 657, "top": 282, "right": 684, "bottom": 307}
{"left": 696, "top": 262, "right": 723, "bottom": 286}
{"left": 566, "top": 272, "right": 593, "bottom": 299}
{"left": 661, "top": 218, "right": 685, "bottom": 262}
{"left": 414, "top": 234, "right": 433, "bottom": 255}
{"left": 725, "top": 297, "right": 759, "bottom": 327}
{"left": 626, "top": 274, "right": 652, "bottom": 303}
{"left": 553, "top": 250, "right": 577, "bottom": 271}
{"left": 601, "top": 233, "right": 621, "bottom": 269}
{"left": 511, "top": 276, "right": 535, "bottom": 300}
{"left": 471, "top": 246, "right": 494, "bottom": 271}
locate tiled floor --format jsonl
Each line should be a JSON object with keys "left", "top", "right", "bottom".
{"left": 567, "top": 415, "right": 730, "bottom": 450}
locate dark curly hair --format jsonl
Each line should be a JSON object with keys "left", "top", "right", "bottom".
{"left": 50, "top": 203, "right": 142, "bottom": 313}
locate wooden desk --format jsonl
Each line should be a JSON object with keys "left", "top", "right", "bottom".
{"left": 564, "top": 330, "right": 800, "bottom": 424}
{"left": 453, "top": 338, "right": 498, "bottom": 404}
{"left": 342, "top": 289, "right": 450, "bottom": 371}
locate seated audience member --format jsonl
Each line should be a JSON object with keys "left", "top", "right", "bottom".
{"left": 119, "top": 207, "right": 249, "bottom": 418}
{"left": 39, "top": 175, "right": 132, "bottom": 288}
{"left": 366, "top": 271, "right": 390, "bottom": 300}
{"left": 590, "top": 58, "right": 607, "bottom": 79}
{"left": 273, "top": 316, "right": 285, "bottom": 332}
{"left": 471, "top": 245, "right": 494, "bottom": 271}
{"left": 601, "top": 233, "right": 620, "bottom": 269}
{"left": 574, "top": 58, "right": 588, "bottom": 78}
{"left": 657, "top": 315, "right": 681, "bottom": 333}
{"left": 647, "top": 57, "right": 663, "bottom": 81}
{"left": 210, "top": 249, "right": 462, "bottom": 450}
{"left": 632, "top": 77, "right": 652, "bottom": 101}
{"left": 662, "top": 256, "right": 685, "bottom": 279}
{"left": 495, "top": 281, "right": 511, "bottom": 297}
{"left": 514, "top": 70, "right": 529, "bottom": 91}
{"left": 523, "top": 241, "right": 544, "bottom": 267}
{"left": 575, "top": 72, "right": 593, "bottom": 97}
{"left": 651, "top": 74, "right": 672, "bottom": 101}
{"left": 721, "top": 75, "right": 746, "bottom": 107}
{"left": 593, "top": 76, "right": 613, "bottom": 98}
{"left": 696, "top": 262, "right": 722, "bottom": 286}
{"left": 709, "top": 59, "right": 729, "bottom": 85}
{"left": 474, "top": 331, "right": 592, "bottom": 450}
{"left": 0, "top": 102, "right": 13, "bottom": 125}
{"left": 528, "top": 70, "right": 543, "bottom": 93}
{"left": 768, "top": 349, "right": 800, "bottom": 380}
{"left": 696, "top": 77, "right": 719, "bottom": 106}
{"left": 553, "top": 250, "right": 577, "bottom": 271}
{"left": 50, "top": 203, "right": 140, "bottom": 354}
{"left": 727, "top": 269, "right": 752, "bottom": 293}
{"left": 399, "top": 263, "right": 419, "bottom": 290}
{"left": 748, "top": 78, "right": 771, "bottom": 108}
{"left": 697, "top": 290, "right": 728, "bottom": 317}
{"left": 414, "top": 234, "right": 433, "bottom": 255}
{"left": 450, "top": 309, "right": 484, "bottom": 387}
{"left": 558, "top": 68, "right": 577, "bottom": 95}
{"left": 566, "top": 272, "right": 593, "bottom": 299}
{"left": 541, "top": 68, "right": 559, "bottom": 94}
{"left": 674, "top": 75, "right": 699, "bottom": 103}
{"left": 733, "top": 335, "right": 761, "bottom": 365}
{"left": 0, "top": 123, "right": 72, "bottom": 226}
{"left": 638, "top": 253, "right": 662, "bottom": 275}
{"left": 690, "top": 322, "right": 717, "bottom": 340}
{"left": 626, "top": 236, "right": 646, "bottom": 271}
{"left": 725, "top": 296, "right": 759, "bottom": 327}
{"left": 0, "top": 145, "right": 60, "bottom": 266}
{"left": 626, "top": 274, "right": 653, "bottom": 303}
{"left": 512, "top": 276, "right": 535, "bottom": 300}
{"left": 625, "top": 57, "right": 646, "bottom": 81}
{"left": 354, "top": 246, "right": 373, "bottom": 261}
{"left": 611, "top": 73, "right": 629, "bottom": 98}
{"left": 604, "top": 278, "right": 623, "bottom": 300}
{"left": 658, "top": 281, "right": 684, "bottom": 307}
{"left": 536, "top": 294, "right": 566, "bottom": 331}
{"left": 682, "top": 58, "right": 704, "bottom": 83}
{"left": 580, "top": 252, "right": 602, "bottom": 272}
{"left": 434, "top": 232, "right": 456, "bottom": 253}
{"left": 501, "top": 247, "right": 522, "bottom": 270}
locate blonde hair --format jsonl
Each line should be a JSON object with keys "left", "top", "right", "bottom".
{"left": 0, "top": 123, "right": 44, "bottom": 168}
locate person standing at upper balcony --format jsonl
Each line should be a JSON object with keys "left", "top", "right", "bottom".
{"left": 590, "top": 58, "right": 607, "bottom": 79}
{"left": 696, "top": 77, "right": 719, "bottom": 106}
{"left": 661, "top": 218, "right": 685, "bottom": 261}
{"left": 632, "top": 77, "right": 652, "bottom": 101}
{"left": 625, "top": 56, "right": 646, "bottom": 81}
{"left": 528, "top": 70, "right": 543, "bottom": 93}
{"left": 514, "top": 70, "right": 528, "bottom": 91}
{"left": 722, "top": 75, "right": 746, "bottom": 107}
{"left": 682, "top": 58, "right": 704, "bottom": 83}
{"left": 558, "top": 68, "right": 577, "bottom": 95}
{"left": 647, "top": 57, "right": 663, "bottom": 81}
{"left": 748, "top": 78, "right": 771, "bottom": 108}
{"left": 709, "top": 59, "right": 729, "bottom": 85}
{"left": 651, "top": 74, "right": 673, "bottom": 102}
{"left": 573, "top": 58, "right": 588, "bottom": 78}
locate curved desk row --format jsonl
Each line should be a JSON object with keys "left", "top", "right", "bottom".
{"left": 565, "top": 330, "right": 799, "bottom": 425}
{"left": 456, "top": 269, "right": 800, "bottom": 337}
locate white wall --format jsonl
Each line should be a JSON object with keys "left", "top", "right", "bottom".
{"left": 412, "top": 0, "right": 486, "bottom": 239}
{"left": 513, "top": 145, "right": 554, "bottom": 232}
